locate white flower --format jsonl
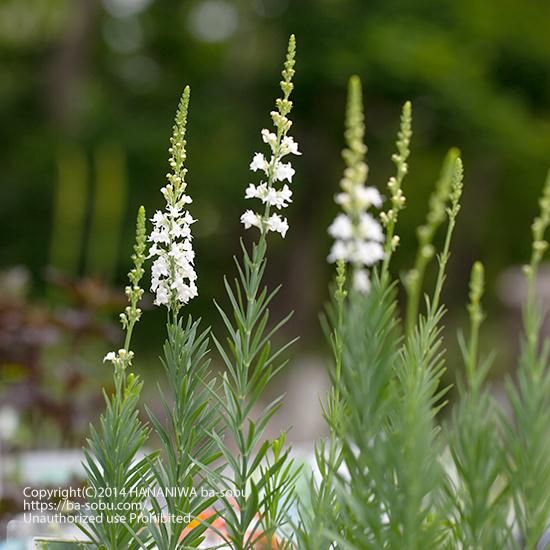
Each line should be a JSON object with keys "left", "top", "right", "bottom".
{"left": 150, "top": 225, "right": 169, "bottom": 245}
{"left": 245, "top": 183, "right": 259, "bottom": 199}
{"left": 328, "top": 159, "right": 385, "bottom": 294}
{"left": 266, "top": 214, "right": 289, "bottom": 238}
{"left": 250, "top": 153, "right": 268, "bottom": 173}
{"left": 261, "top": 129, "right": 277, "bottom": 149}
{"left": 358, "top": 213, "right": 384, "bottom": 242}
{"left": 274, "top": 161, "right": 295, "bottom": 182}
{"left": 149, "top": 183, "right": 198, "bottom": 309}
{"left": 172, "top": 278, "right": 197, "bottom": 304}
{"left": 353, "top": 241, "right": 385, "bottom": 266}
{"left": 281, "top": 135, "right": 301, "bottom": 156}
{"left": 355, "top": 185, "right": 383, "bottom": 208}
{"left": 154, "top": 281, "right": 170, "bottom": 306}
{"left": 152, "top": 210, "right": 166, "bottom": 225}
{"left": 243, "top": 121, "right": 298, "bottom": 237}
{"left": 151, "top": 256, "right": 169, "bottom": 279}
{"left": 241, "top": 210, "right": 262, "bottom": 229}
{"left": 335, "top": 192, "right": 351, "bottom": 207}
{"left": 103, "top": 351, "right": 116, "bottom": 363}
{"left": 103, "top": 348, "right": 135, "bottom": 368}
{"left": 353, "top": 269, "right": 371, "bottom": 293}
{"left": 328, "top": 214, "right": 354, "bottom": 240}
{"left": 328, "top": 240, "right": 350, "bottom": 263}
{"left": 273, "top": 184, "right": 293, "bottom": 209}
{"left": 169, "top": 241, "right": 195, "bottom": 267}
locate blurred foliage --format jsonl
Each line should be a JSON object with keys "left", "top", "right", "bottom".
{"left": 1, "top": 0, "right": 550, "bottom": 350}
{"left": 0, "top": 266, "right": 123, "bottom": 449}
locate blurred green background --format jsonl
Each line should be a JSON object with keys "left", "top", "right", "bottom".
{"left": 1, "top": 0, "right": 550, "bottom": 449}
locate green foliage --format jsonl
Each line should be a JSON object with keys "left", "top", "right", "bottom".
{"left": 206, "top": 35, "right": 300, "bottom": 550}
{"left": 447, "top": 264, "right": 513, "bottom": 549}
{"left": 299, "top": 75, "right": 550, "bottom": 549}
{"left": 80, "top": 207, "right": 152, "bottom": 550}
{"left": 404, "top": 148, "right": 458, "bottom": 335}
{"left": 294, "top": 260, "right": 348, "bottom": 549}
{"left": 504, "top": 172, "right": 550, "bottom": 550}
{"left": 211, "top": 236, "right": 299, "bottom": 549}
{"left": 145, "top": 317, "right": 220, "bottom": 549}
{"left": 141, "top": 86, "right": 221, "bottom": 549}
{"left": 75, "top": 31, "right": 550, "bottom": 549}
{"left": 380, "top": 101, "right": 412, "bottom": 276}
{"left": 81, "top": 374, "right": 152, "bottom": 550}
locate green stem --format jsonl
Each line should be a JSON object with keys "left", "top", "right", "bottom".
{"left": 466, "top": 309, "right": 481, "bottom": 391}
{"left": 431, "top": 215, "right": 455, "bottom": 314}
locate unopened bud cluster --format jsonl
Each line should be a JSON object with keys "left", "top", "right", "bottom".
{"left": 104, "top": 206, "right": 147, "bottom": 371}
{"left": 381, "top": 102, "right": 412, "bottom": 242}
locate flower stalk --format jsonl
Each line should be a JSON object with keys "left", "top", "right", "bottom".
{"left": 144, "top": 87, "right": 220, "bottom": 550}
{"left": 404, "top": 148, "right": 458, "bottom": 335}
{"left": 81, "top": 206, "right": 152, "bottom": 550}
{"left": 211, "top": 36, "right": 300, "bottom": 549}
{"left": 327, "top": 76, "right": 385, "bottom": 293}
{"left": 380, "top": 101, "right": 412, "bottom": 280}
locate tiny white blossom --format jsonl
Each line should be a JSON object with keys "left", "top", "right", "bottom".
{"left": 353, "top": 241, "right": 385, "bottom": 266}
{"left": 328, "top": 240, "right": 350, "bottom": 263}
{"left": 274, "top": 161, "right": 295, "bottom": 182}
{"left": 103, "top": 348, "right": 135, "bottom": 368}
{"left": 355, "top": 185, "right": 383, "bottom": 208}
{"left": 328, "top": 214, "right": 354, "bottom": 240}
{"left": 245, "top": 183, "right": 259, "bottom": 199}
{"left": 241, "top": 210, "right": 262, "bottom": 229}
{"left": 266, "top": 214, "right": 289, "bottom": 238}
{"left": 172, "top": 279, "right": 197, "bottom": 304}
{"left": 150, "top": 225, "right": 169, "bottom": 245}
{"left": 358, "top": 213, "right": 384, "bottom": 242}
{"left": 273, "top": 184, "right": 293, "bottom": 209}
{"left": 335, "top": 192, "right": 351, "bottom": 207}
{"left": 280, "top": 135, "right": 301, "bottom": 156}
{"left": 261, "top": 129, "right": 277, "bottom": 149}
{"left": 154, "top": 281, "right": 170, "bottom": 306}
{"left": 353, "top": 269, "right": 371, "bottom": 293}
{"left": 152, "top": 256, "right": 169, "bottom": 279}
{"left": 160, "top": 184, "right": 172, "bottom": 199}
{"left": 250, "top": 153, "right": 268, "bottom": 173}
{"left": 103, "top": 351, "right": 116, "bottom": 363}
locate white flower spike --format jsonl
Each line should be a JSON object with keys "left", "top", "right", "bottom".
{"left": 327, "top": 76, "right": 385, "bottom": 293}
{"left": 241, "top": 35, "right": 298, "bottom": 238}
{"left": 149, "top": 86, "right": 198, "bottom": 311}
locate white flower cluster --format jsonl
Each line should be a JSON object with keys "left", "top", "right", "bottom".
{"left": 328, "top": 185, "right": 385, "bottom": 293}
{"left": 148, "top": 88, "right": 198, "bottom": 310}
{"left": 240, "top": 129, "right": 300, "bottom": 238}
{"left": 103, "top": 348, "right": 134, "bottom": 369}
{"left": 149, "top": 186, "right": 197, "bottom": 307}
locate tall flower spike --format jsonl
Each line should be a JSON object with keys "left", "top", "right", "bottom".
{"left": 103, "top": 205, "right": 146, "bottom": 371}
{"left": 149, "top": 86, "right": 198, "bottom": 311}
{"left": 241, "top": 34, "right": 300, "bottom": 238}
{"left": 327, "top": 75, "right": 385, "bottom": 293}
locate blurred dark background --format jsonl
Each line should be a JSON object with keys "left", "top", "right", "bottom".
{"left": 1, "top": 0, "right": 550, "bottom": 453}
